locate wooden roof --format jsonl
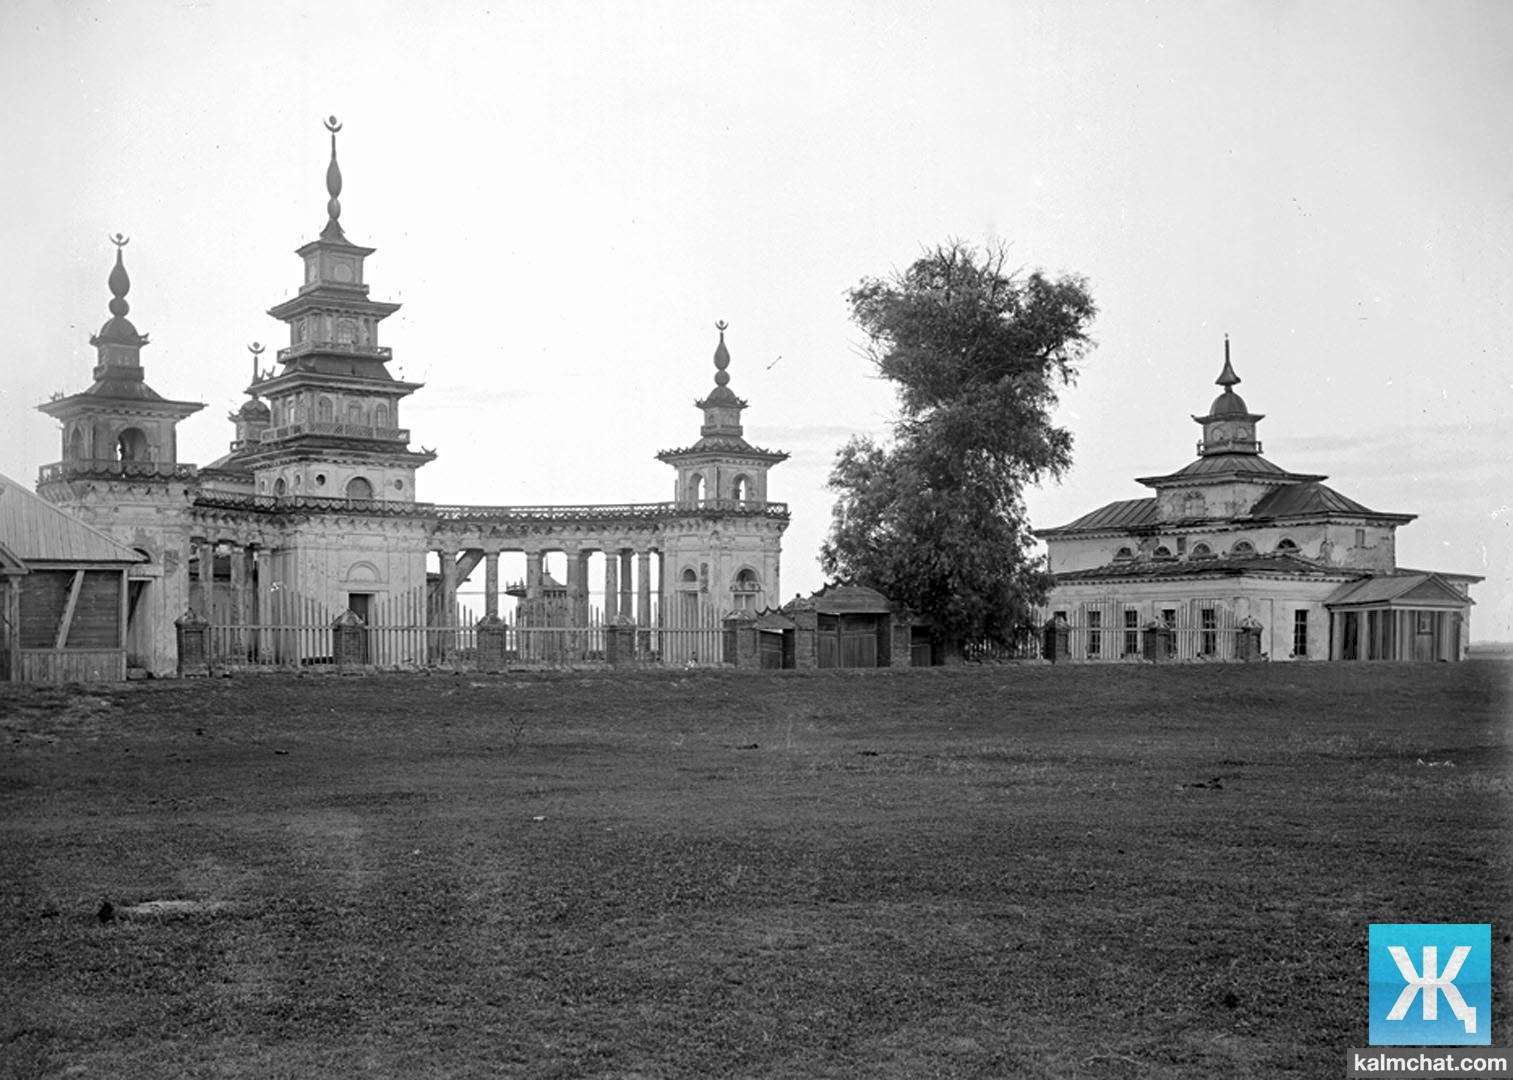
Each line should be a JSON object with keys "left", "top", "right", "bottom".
{"left": 0, "top": 472, "right": 147, "bottom": 565}
{"left": 786, "top": 582, "right": 895, "bottom": 615}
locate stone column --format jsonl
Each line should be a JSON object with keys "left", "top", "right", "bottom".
{"left": 228, "top": 544, "right": 249, "bottom": 662}
{"left": 656, "top": 551, "right": 666, "bottom": 627}
{"left": 525, "top": 550, "right": 544, "bottom": 601}
{"left": 603, "top": 551, "right": 619, "bottom": 621}
{"left": 438, "top": 549, "right": 458, "bottom": 662}
{"left": 253, "top": 548, "right": 272, "bottom": 662}
{"left": 565, "top": 548, "right": 588, "bottom": 626}
{"left": 637, "top": 550, "right": 652, "bottom": 626}
{"left": 483, "top": 550, "right": 500, "bottom": 618}
{"left": 192, "top": 539, "right": 213, "bottom": 620}
{"left": 619, "top": 550, "right": 634, "bottom": 619}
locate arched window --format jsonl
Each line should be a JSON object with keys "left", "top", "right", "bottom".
{"left": 733, "top": 569, "right": 760, "bottom": 608}
{"left": 1231, "top": 540, "right": 1256, "bottom": 556}
{"left": 732, "top": 474, "right": 750, "bottom": 504}
{"left": 336, "top": 318, "right": 357, "bottom": 344}
{"left": 1153, "top": 545, "right": 1173, "bottom": 560}
{"left": 1276, "top": 538, "right": 1298, "bottom": 553}
{"left": 273, "top": 477, "right": 287, "bottom": 496}
{"left": 687, "top": 473, "right": 704, "bottom": 503}
{"left": 67, "top": 426, "right": 86, "bottom": 461}
{"left": 1191, "top": 542, "right": 1214, "bottom": 559}
{"left": 318, "top": 397, "right": 334, "bottom": 421}
{"left": 346, "top": 477, "right": 374, "bottom": 501}
{"left": 1114, "top": 546, "right": 1134, "bottom": 560}
{"left": 116, "top": 427, "right": 149, "bottom": 462}
{"left": 681, "top": 568, "right": 699, "bottom": 586}
{"left": 374, "top": 403, "right": 389, "bottom": 428}
{"left": 347, "top": 401, "right": 364, "bottom": 424}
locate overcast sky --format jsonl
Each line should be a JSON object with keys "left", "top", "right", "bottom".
{"left": 3, "top": 0, "right": 1509, "bottom": 639}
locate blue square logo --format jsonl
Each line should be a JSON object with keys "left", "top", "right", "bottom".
{"left": 1369, "top": 923, "right": 1491, "bottom": 1045}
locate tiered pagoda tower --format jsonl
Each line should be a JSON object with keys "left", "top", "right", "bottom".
{"left": 238, "top": 116, "right": 434, "bottom": 503}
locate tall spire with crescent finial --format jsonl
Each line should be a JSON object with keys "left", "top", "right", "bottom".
{"left": 92, "top": 233, "right": 147, "bottom": 350}
{"left": 321, "top": 115, "right": 345, "bottom": 241}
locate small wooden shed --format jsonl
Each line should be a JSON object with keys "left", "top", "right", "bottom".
{"left": 778, "top": 583, "right": 931, "bottom": 669}
{"left": 0, "top": 473, "right": 147, "bottom": 682}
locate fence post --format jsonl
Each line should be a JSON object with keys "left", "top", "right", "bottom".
{"left": 332, "top": 610, "right": 367, "bottom": 671}
{"left": 722, "top": 610, "right": 759, "bottom": 669}
{"left": 476, "top": 614, "right": 507, "bottom": 673}
{"left": 785, "top": 599, "right": 818, "bottom": 669}
{"left": 1042, "top": 614, "right": 1070, "bottom": 663}
{"left": 1142, "top": 621, "right": 1175, "bottom": 662}
{"left": 605, "top": 616, "right": 637, "bottom": 667}
{"left": 1236, "top": 617, "right": 1264, "bottom": 661}
{"left": 175, "top": 608, "right": 211, "bottom": 677}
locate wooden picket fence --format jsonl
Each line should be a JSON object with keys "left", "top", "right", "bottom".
{"left": 206, "top": 591, "right": 731, "bottom": 671}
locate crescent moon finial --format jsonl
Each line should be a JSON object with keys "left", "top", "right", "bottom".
{"left": 110, "top": 233, "right": 130, "bottom": 248}
{"left": 715, "top": 319, "right": 729, "bottom": 333}
{"left": 324, "top": 115, "right": 342, "bottom": 134}
{"left": 248, "top": 342, "right": 265, "bottom": 356}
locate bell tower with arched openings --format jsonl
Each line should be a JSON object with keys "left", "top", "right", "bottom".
{"left": 656, "top": 323, "right": 789, "bottom": 624}
{"left": 39, "top": 234, "right": 204, "bottom": 479}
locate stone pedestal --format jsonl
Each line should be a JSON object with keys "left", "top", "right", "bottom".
{"left": 332, "top": 610, "right": 368, "bottom": 670}
{"left": 605, "top": 617, "right": 637, "bottom": 667}
{"left": 1236, "top": 618, "right": 1264, "bottom": 662}
{"left": 1042, "top": 615, "right": 1070, "bottom": 663}
{"left": 1142, "top": 623, "right": 1175, "bottom": 662}
{"left": 175, "top": 608, "right": 210, "bottom": 677}
{"left": 723, "top": 611, "right": 759, "bottom": 669}
{"left": 476, "top": 614, "right": 508, "bottom": 673}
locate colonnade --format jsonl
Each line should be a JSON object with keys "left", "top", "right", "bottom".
{"left": 437, "top": 545, "right": 662, "bottom": 628}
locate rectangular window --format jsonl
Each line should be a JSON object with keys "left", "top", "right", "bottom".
{"left": 1200, "top": 607, "right": 1217, "bottom": 656}
{"left": 1086, "top": 609, "right": 1102, "bottom": 659}
{"left": 1123, "top": 609, "right": 1140, "bottom": 656}
{"left": 1176, "top": 536, "right": 1187, "bottom": 555}
{"left": 1293, "top": 609, "right": 1309, "bottom": 657}
{"left": 1355, "top": 528, "right": 1367, "bottom": 548}
{"left": 1416, "top": 611, "right": 1434, "bottom": 635}
{"left": 1161, "top": 608, "right": 1176, "bottom": 628}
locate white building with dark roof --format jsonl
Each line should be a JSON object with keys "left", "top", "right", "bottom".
{"left": 1033, "top": 342, "right": 1478, "bottom": 661}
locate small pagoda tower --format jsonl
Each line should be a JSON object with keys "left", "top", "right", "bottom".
{"left": 1137, "top": 337, "right": 1323, "bottom": 523}
{"left": 656, "top": 323, "right": 789, "bottom": 626}
{"left": 36, "top": 235, "right": 206, "bottom": 676}
{"left": 228, "top": 343, "right": 272, "bottom": 454}
{"left": 656, "top": 322, "right": 789, "bottom": 507}
{"left": 1192, "top": 335, "right": 1265, "bottom": 457}
{"left": 38, "top": 235, "right": 204, "bottom": 489}
{"left": 241, "top": 116, "right": 433, "bottom": 503}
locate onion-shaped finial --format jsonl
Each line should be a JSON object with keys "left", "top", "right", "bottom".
{"left": 107, "top": 233, "right": 131, "bottom": 317}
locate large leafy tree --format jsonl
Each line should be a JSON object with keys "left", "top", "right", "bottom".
{"left": 820, "top": 242, "right": 1096, "bottom": 643}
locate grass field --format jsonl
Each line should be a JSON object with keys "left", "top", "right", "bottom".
{"left": 1, "top": 661, "right": 1508, "bottom": 1078}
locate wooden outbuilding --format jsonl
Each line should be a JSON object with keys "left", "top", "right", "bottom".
{"left": 0, "top": 472, "right": 148, "bottom": 682}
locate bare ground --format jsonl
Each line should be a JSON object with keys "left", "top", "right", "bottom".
{"left": 1, "top": 660, "right": 1508, "bottom": 1078}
